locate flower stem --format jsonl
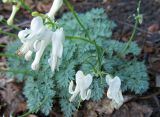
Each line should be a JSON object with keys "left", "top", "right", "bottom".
{"left": 63, "top": 0, "right": 91, "bottom": 40}
{"left": 122, "top": 0, "right": 141, "bottom": 53}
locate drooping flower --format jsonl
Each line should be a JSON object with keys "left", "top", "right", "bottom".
{"left": 7, "top": 4, "right": 20, "bottom": 25}
{"left": 17, "top": 0, "right": 64, "bottom": 72}
{"left": 18, "top": 16, "right": 53, "bottom": 70}
{"left": 69, "top": 70, "right": 93, "bottom": 102}
{"left": 48, "top": 28, "right": 64, "bottom": 73}
{"left": 106, "top": 75, "right": 124, "bottom": 109}
{"left": 2, "top": 0, "right": 20, "bottom": 25}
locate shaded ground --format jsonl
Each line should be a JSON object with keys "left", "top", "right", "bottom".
{"left": 0, "top": 0, "right": 160, "bottom": 117}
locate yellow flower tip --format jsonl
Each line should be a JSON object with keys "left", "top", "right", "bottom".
{"left": 7, "top": 18, "right": 13, "bottom": 26}
{"left": 2, "top": 0, "right": 8, "bottom": 3}
{"left": 16, "top": 49, "right": 23, "bottom": 56}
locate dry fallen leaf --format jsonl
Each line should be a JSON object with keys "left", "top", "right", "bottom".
{"left": 0, "top": 82, "right": 27, "bottom": 116}
{"left": 148, "top": 24, "right": 159, "bottom": 33}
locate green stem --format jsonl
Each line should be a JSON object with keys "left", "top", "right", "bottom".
{"left": 0, "top": 29, "right": 18, "bottom": 38}
{"left": 0, "top": 44, "right": 6, "bottom": 48}
{"left": 65, "top": 35, "right": 95, "bottom": 45}
{"left": 63, "top": 0, "right": 91, "bottom": 40}
{"left": 66, "top": 35, "right": 104, "bottom": 74}
{"left": 122, "top": 1, "right": 141, "bottom": 53}
{"left": 64, "top": 0, "right": 105, "bottom": 74}
{"left": 1, "top": 19, "right": 21, "bottom": 31}
{"left": 18, "top": 0, "right": 32, "bottom": 13}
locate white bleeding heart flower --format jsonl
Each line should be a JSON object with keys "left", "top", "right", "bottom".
{"left": 47, "top": 0, "right": 63, "bottom": 19}
{"left": 69, "top": 70, "right": 93, "bottom": 102}
{"left": 106, "top": 75, "right": 124, "bottom": 109}
{"left": 18, "top": 16, "right": 53, "bottom": 70}
{"left": 17, "top": 0, "right": 64, "bottom": 72}
{"left": 48, "top": 28, "right": 64, "bottom": 73}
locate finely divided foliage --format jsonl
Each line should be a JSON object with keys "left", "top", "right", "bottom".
{"left": 6, "top": 8, "right": 148, "bottom": 116}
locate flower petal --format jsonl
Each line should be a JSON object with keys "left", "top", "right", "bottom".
{"left": 69, "top": 81, "right": 74, "bottom": 94}
{"left": 31, "top": 39, "right": 50, "bottom": 70}
{"left": 49, "top": 28, "right": 64, "bottom": 72}
{"left": 30, "top": 17, "right": 44, "bottom": 32}
{"left": 25, "top": 50, "right": 32, "bottom": 61}
{"left": 69, "top": 87, "right": 79, "bottom": 102}
{"left": 86, "top": 89, "right": 91, "bottom": 100}
{"left": 107, "top": 76, "right": 121, "bottom": 100}
{"left": 18, "top": 29, "right": 31, "bottom": 43}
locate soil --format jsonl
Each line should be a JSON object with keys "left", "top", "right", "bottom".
{"left": 0, "top": 0, "right": 160, "bottom": 117}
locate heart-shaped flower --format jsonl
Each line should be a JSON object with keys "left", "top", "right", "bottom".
{"left": 48, "top": 28, "right": 64, "bottom": 73}
{"left": 69, "top": 70, "right": 93, "bottom": 102}
{"left": 106, "top": 75, "right": 124, "bottom": 109}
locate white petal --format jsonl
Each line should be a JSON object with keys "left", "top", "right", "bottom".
{"left": 18, "top": 42, "right": 31, "bottom": 55}
{"left": 105, "top": 74, "right": 112, "bottom": 85}
{"left": 107, "top": 76, "right": 121, "bottom": 100}
{"left": 2, "top": 0, "right": 8, "bottom": 3}
{"left": 76, "top": 70, "right": 84, "bottom": 81}
{"left": 84, "top": 74, "right": 93, "bottom": 87}
{"left": 25, "top": 50, "right": 32, "bottom": 61}
{"left": 78, "top": 73, "right": 93, "bottom": 91}
{"left": 33, "top": 40, "right": 41, "bottom": 52}
{"left": 86, "top": 89, "right": 91, "bottom": 100}
{"left": 69, "top": 89, "right": 79, "bottom": 102}
{"left": 18, "top": 29, "right": 31, "bottom": 43}
{"left": 30, "top": 17, "right": 44, "bottom": 32}
{"left": 49, "top": 54, "right": 57, "bottom": 73}
{"left": 69, "top": 81, "right": 74, "bottom": 94}
{"left": 7, "top": 5, "right": 20, "bottom": 25}
{"left": 31, "top": 39, "right": 50, "bottom": 70}
{"left": 111, "top": 91, "right": 124, "bottom": 109}
{"left": 80, "top": 89, "right": 87, "bottom": 100}
{"left": 47, "top": 0, "right": 63, "bottom": 18}
{"left": 49, "top": 28, "right": 64, "bottom": 72}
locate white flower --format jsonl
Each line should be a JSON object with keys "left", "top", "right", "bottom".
{"left": 47, "top": 0, "right": 63, "bottom": 19}
{"left": 69, "top": 70, "right": 93, "bottom": 102}
{"left": 18, "top": 16, "right": 45, "bottom": 55}
{"left": 48, "top": 28, "right": 64, "bottom": 73}
{"left": 2, "top": 0, "right": 20, "bottom": 25}
{"left": 17, "top": 0, "right": 64, "bottom": 71}
{"left": 7, "top": 4, "right": 20, "bottom": 25}
{"left": 18, "top": 16, "right": 53, "bottom": 70}
{"left": 106, "top": 75, "right": 124, "bottom": 109}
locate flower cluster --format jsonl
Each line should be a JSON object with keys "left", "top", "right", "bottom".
{"left": 17, "top": 0, "right": 64, "bottom": 73}
{"left": 16, "top": 0, "right": 124, "bottom": 112}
